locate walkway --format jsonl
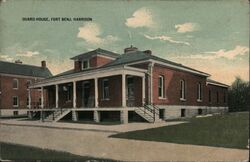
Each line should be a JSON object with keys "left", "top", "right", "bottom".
{"left": 0, "top": 119, "right": 248, "bottom": 161}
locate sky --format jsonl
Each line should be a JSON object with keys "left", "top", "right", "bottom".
{"left": 0, "top": 0, "right": 249, "bottom": 85}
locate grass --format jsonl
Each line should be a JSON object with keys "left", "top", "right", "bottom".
{"left": 0, "top": 142, "right": 116, "bottom": 161}
{"left": 111, "top": 112, "right": 249, "bottom": 149}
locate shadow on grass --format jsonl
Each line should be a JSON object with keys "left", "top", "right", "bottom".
{"left": 0, "top": 142, "right": 118, "bottom": 161}
{"left": 110, "top": 112, "right": 249, "bottom": 150}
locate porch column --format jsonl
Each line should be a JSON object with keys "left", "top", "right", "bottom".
{"left": 72, "top": 81, "right": 78, "bottom": 121}
{"left": 94, "top": 110, "right": 100, "bottom": 122}
{"left": 28, "top": 89, "right": 32, "bottom": 119}
{"left": 55, "top": 84, "right": 59, "bottom": 108}
{"left": 41, "top": 87, "right": 44, "bottom": 109}
{"left": 121, "top": 110, "right": 128, "bottom": 124}
{"left": 94, "top": 78, "right": 99, "bottom": 107}
{"left": 73, "top": 81, "right": 76, "bottom": 108}
{"left": 40, "top": 87, "right": 44, "bottom": 122}
{"left": 122, "top": 73, "right": 126, "bottom": 107}
{"left": 142, "top": 76, "right": 145, "bottom": 106}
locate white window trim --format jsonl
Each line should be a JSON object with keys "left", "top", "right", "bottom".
{"left": 81, "top": 60, "right": 90, "bottom": 70}
{"left": 102, "top": 79, "right": 109, "bottom": 100}
{"left": 197, "top": 82, "right": 202, "bottom": 102}
{"left": 180, "top": 80, "right": 186, "bottom": 101}
{"left": 13, "top": 79, "right": 19, "bottom": 90}
{"left": 158, "top": 75, "right": 166, "bottom": 99}
{"left": 13, "top": 96, "right": 19, "bottom": 107}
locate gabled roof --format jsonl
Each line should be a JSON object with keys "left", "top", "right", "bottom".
{"left": 0, "top": 60, "right": 52, "bottom": 78}
{"left": 103, "top": 51, "right": 210, "bottom": 76}
{"left": 207, "top": 79, "right": 229, "bottom": 88}
{"left": 70, "top": 48, "right": 120, "bottom": 60}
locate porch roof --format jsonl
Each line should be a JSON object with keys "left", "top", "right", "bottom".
{"left": 30, "top": 65, "right": 146, "bottom": 88}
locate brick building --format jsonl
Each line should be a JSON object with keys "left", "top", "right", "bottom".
{"left": 0, "top": 60, "right": 52, "bottom": 116}
{"left": 30, "top": 47, "right": 229, "bottom": 123}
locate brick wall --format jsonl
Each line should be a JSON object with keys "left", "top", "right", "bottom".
{"left": 152, "top": 64, "right": 228, "bottom": 107}
{"left": 98, "top": 75, "right": 122, "bottom": 107}
{"left": 0, "top": 75, "right": 44, "bottom": 109}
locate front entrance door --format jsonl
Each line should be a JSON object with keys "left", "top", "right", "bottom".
{"left": 126, "top": 76, "right": 135, "bottom": 107}
{"left": 83, "top": 82, "right": 90, "bottom": 107}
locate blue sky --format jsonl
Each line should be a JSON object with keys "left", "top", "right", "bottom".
{"left": 0, "top": 0, "right": 249, "bottom": 84}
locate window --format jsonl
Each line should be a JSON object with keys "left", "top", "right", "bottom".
{"left": 13, "top": 96, "right": 19, "bottom": 107}
{"left": 82, "top": 60, "right": 90, "bottom": 70}
{"left": 102, "top": 79, "right": 109, "bottom": 99}
{"left": 39, "top": 97, "right": 42, "bottom": 106}
{"left": 223, "top": 92, "right": 226, "bottom": 103}
{"left": 13, "top": 79, "right": 18, "bottom": 89}
{"left": 158, "top": 75, "right": 164, "bottom": 98}
{"left": 13, "top": 111, "right": 18, "bottom": 116}
{"left": 27, "top": 97, "right": 29, "bottom": 106}
{"left": 127, "top": 77, "right": 135, "bottom": 98}
{"left": 27, "top": 80, "right": 32, "bottom": 89}
{"left": 180, "top": 80, "right": 186, "bottom": 100}
{"left": 198, "top": 108, "right": 202, "bottom": 115}
{"left": 208, "top": 90, "right": 212, "bottom": 103}
{"left": 216, "top": 91, "right": 219, "bottom": 103}
{"left": 181, "top": 109, "right": 186, "bottom": 117}
{"left": 197, "top": 82, "right": 202, "bottom": 101}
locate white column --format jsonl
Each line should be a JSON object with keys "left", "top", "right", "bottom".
{"left": 55, "top": 84, "right": 59, "bottom": 108}
{"left": 122, "top": 73, "right": 126, "bottom": 107}
{"left": 28, "top": 89, "right": 31, "bottom": 109}
{"left": 73, "top": 81, "right": 76, "bottom": 108}
{"left": 121, "top": 110, "right": 128, "bottom": 124}
{"left": 94, "top": 78, "right": 99, "bottom": 107}
{"left": 142, "top": 76, "right": 145, "bottom": 106}
{"left": 41, "top": 87, "right": 44, "bottom": 109}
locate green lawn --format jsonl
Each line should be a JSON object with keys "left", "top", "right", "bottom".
{"left": 110, "top": 112, "right": 249, "bottom": 149}
{"left": 0, "top": 142, "right": 116, "bottom": 161}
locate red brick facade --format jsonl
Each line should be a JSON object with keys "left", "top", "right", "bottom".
{"left": 0, "top": 74, "right": 44, "bottom": 109}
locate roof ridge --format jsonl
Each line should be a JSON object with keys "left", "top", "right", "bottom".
{"left": 0, "top": 60, "right": 44, "bottom": 69}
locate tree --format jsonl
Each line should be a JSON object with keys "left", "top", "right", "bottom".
{"left": 228, "top": 76, "right": 250, "bottom": 112}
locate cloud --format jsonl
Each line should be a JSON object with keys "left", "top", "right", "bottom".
{"left": 174, "top": 45, "right": 249, "bottom": 60}
{"left": 77, "top": 22, "right": 118, "bottom": 45}
{"left": 126, "top": 7, "right": 154, "bottom": 28}
{"left": 175, "top": 23, "right": 199, "bottom": 33}
{"left": 204, "top": 45, "right": 249, "bottom": 60}
{"left": 0, "top": 54, "right": 13, "bottom": 61}
{"left": 144, "top": 34, "right": 190, "bottom": 46}
{"left": 16, "top": 51, "right": 40, "bottom": 57}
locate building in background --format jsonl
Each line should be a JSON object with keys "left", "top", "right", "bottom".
{"left": 30, "top": 46, "right": 229, "bottom": 123}
{"left": 0, "top": 60, "right": 52, "bottom": 117}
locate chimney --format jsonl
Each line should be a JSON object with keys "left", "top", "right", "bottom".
{"left": 124, "top": 45, "right": 138, "bottom": 54}
{"left": 143, "top": 50, "right": 152, "bottom": 55}
{"left": 41, "top": 60, "right": 46, "bottom": 68}
{"left": 15, "top": 60, "right": 22, "bottom": 64}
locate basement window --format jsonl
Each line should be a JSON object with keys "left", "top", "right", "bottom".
{"left": 13, "top": 96, "right": 19, "bottom": 107}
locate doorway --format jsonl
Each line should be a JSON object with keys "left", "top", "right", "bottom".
{"left": 126, "top": 76, "right": 135, "bottom": 107}
{"left": 82, "top": 82, "right": 90, "bottom": 107}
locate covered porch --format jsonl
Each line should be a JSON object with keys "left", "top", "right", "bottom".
{"left": 29, "top": 66, "right": 147, "bottom": 123}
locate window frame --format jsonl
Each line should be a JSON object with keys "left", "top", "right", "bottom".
{"left": 158, "top": 75, "right": 165, "bottom": 99}
{"left": 180, "top": 80, "right": 186, "bottom": 101}
{"left": 13, "top": 79, "right": 19, "bottom": 90}
{"left": 197, "top": 82, "right": 202, "bottom": 102}
{"left": 102, "top": 79, "right": 109, "bottom": 100}
{"left": 13, "top": 96, "right": 19, "bottom": 107}
{"left": 81, "top": 60, "right": 90, "bottom": 70}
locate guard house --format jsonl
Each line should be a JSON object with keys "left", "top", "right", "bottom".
{"left": 29, "top": 46, "right": 229, "bottom": 123}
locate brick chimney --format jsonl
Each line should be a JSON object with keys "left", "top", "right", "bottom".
{"left": 15, "top": 60, "right": 22, "bottom": 64}
{"left": 124, "top": 45, "right": 138, "bottom": 54}
{"left": 41, "top": 60, "right": 46, "bottom": 68}
{"left": 143, "top": 50, "right": 152, "bottom": 55}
